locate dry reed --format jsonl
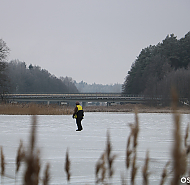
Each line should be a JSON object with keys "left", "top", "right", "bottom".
{"left": 95, "top": 152, "right": 106, "bottom": 184}
{"left": 133, "top": 108, "right": 139, "bottom": 149}
{"left": 185, "top": 123, "right": 189, "bottom": 148}
{"left": 106, "top": 131, "right": 117, "bottom": 179}
{"left": 43, "top": 163, "right": 50, "bottom": 185}
{"left": 125, "top": 107, "right": 139, "bottom": 185}
{"left": 0, "top": 103, "right": 73, "bottom": 115}
{"left": 1, "top": 146, "right": 5, "bottom": 177}
{"left": 126, "top": 133, "right": 132, "bottom": 169}
{"left": 142, "top": 151, "right": 149, "bottom": 185}
{"left": 170, "top": 88, "right": 183, "bottom": 185}
{"left": 159, "top": 161, "right": 170, "bottom": 185}
{"left": 131, "top": 151, "right": 137, "bottom": 185}
{"left": 16, "top": 140, "right": 25, "bottom": 174}
{"left": 95, "top": 131, "right": 116, "bottom": 184}
{"left": 65, "top": 148, "right": 71, "bottom": 182}
{"left": 23, "top": 114, "right": 41, "bottom": 185}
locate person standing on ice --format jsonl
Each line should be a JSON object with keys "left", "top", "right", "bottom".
{"left": 72, "top": 101, "right": 84, "bottom": 131}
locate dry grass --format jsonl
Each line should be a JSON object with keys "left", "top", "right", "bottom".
{"left": 84, "top": 104, "right": 190, "bottom": 114}
{"left": 0, "top": 103, "right": 73, "bottom": 115}
{"left": 0, "top": 102, "right": 190, "bottom": 115}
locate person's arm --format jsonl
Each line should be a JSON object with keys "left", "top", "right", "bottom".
{"left": 72, "top": 107, "right": 78, "bottom": 118}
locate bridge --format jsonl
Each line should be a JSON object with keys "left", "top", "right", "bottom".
{"left": 2, "top": 93, "right": 147, "bottom": 106}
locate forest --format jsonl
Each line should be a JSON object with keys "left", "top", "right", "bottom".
{"left": 0, "top": 50, "right": 78, "bottom": 95}
{"left": 122, "top": 31, "right": 190, "bottom": 102}
{"left": 5, "top": 60, "right": 78, "bottom": 94}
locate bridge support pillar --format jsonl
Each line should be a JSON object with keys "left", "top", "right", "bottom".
{"left": 107, "top": 102, "right": 111, "bottom": 106}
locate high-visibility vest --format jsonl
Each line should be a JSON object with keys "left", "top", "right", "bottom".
{"left": 77, "top": 105, "right": 83, "bottom": 111}
{"left": 74, "top": 105, "right": 83, "bottom": 118}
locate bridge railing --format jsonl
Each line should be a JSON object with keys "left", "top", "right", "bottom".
{"left": 3, "top": 93, "right": 144, "bottom": 98}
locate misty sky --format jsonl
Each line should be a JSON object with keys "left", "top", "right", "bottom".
{"left": 1, "top": 0, "right": 190, "bottom": 84}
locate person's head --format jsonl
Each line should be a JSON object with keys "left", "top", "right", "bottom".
{"left": 76, "top": 101, "right": 80, "bottom": 105}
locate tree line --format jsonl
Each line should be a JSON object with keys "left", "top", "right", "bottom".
{"left": 122, "top": 32, "right": 190, "bottom": 104}
{"left": 7, "top": 60, "right": 78, "bottom": 94}
{"left": 75, "top": 81, "right": 122, "bottom": 93}
{"left": 0, "top": 39, "right": 78, "bottom": 94}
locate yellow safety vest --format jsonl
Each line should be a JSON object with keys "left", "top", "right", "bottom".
{"left": 74, "top": 105, "right": 83, "bottom": 118}
{"left": 77, "top": 105, "right": 83, "bottom": 111}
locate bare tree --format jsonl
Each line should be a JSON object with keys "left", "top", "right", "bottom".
{"left": 0, "top": 39, "right": 10, "bottom": 98}
{"left": 0, "top": 39, "right": 10, "bottom": 62}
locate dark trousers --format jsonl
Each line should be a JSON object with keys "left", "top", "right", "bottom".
{"left": 76, "top": 118, "right": 83, "bottom": 130}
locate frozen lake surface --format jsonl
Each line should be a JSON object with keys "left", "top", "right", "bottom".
{"left": 0, "top": 112, "right": 189, "bottom": 184}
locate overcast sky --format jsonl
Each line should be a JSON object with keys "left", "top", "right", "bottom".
{"left": 1, "top": 0, "right": 190, "bottom": 84}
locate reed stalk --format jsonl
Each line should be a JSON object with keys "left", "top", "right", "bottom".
{"left": 133, "top": 108, "right": 139, "bottom": 149}
{"left": 131, "top": 151, "right": 137, "bottom": 185}
{"left": 142, "top": 151, "right": 149, "bottom": 185}
{"left": 43, "top": 163, "right": 50, "bottom": 185}
{"left": 159, "top": 161, "right": 170, "bottom": 185}
{"left": 95, "top": 151, "right": 106, "bottom": 184}
{"left": 125, "top": 108, "right": 139, "bottom": 185}
{"left": 170, "top": 87, "right": 182, "bottom": 185}
{"left": 1, "top": 147, "right": 5, "bottom": 177}
{"left": 15, "top": 140, "right": 25, "bottom": 174}
{"left": 126, "top": 134, "right": 132, "bottom": 169}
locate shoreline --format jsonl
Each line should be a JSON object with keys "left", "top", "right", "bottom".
{"left": 0, "top": 103, "right": 190, "bottom": 115}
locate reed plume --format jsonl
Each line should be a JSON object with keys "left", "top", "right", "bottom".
{"left": 125, "top": 108, "right": 139, "bottom": 184}
{"left": 133, "top": 108, "right": 139, "bottom": 149}
{"left": 106, "top": 131, "right": 117, "bottom": 178}
{"left": 23, "top": 115, "right": 41, "bottom": 185}
{"left": 1, "top": 146, "right": 5, "bottom": 177}
{"left": 16, "top": 140, "right": 25, "bottom": 174}
{"left": 95, "top": 151, "right": 106, "bottom": 184}
{"left": 159, "top": 161, "right": 170, "bottom": 185}
{"left": 126, "top": 134, "right": 132, "bottom": 169}
{"left": 65, "top": 148, "right": 71, "bottom": 182}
